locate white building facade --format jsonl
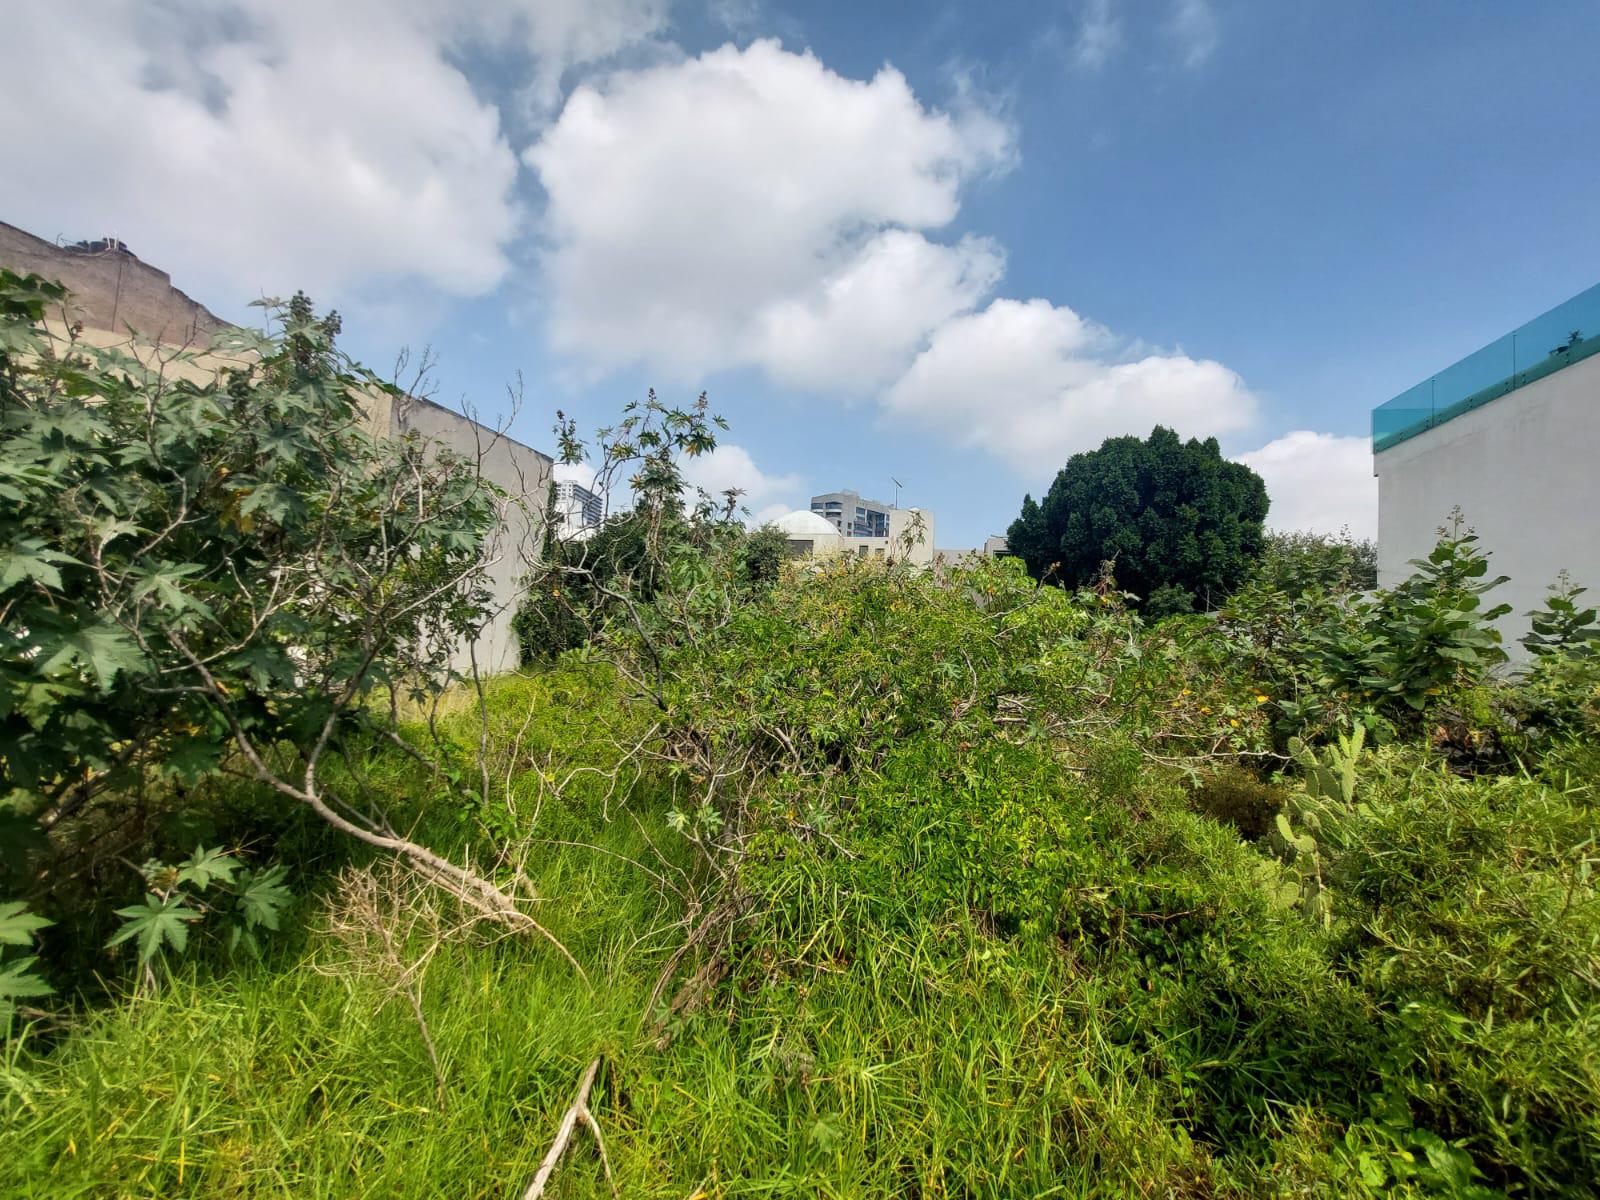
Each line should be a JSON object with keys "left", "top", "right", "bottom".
{"left": 1373, "top": 282, "right": 1600, "bottom": 657}
{"left": 553, "top": 478, "right": 604, "bottom": 540}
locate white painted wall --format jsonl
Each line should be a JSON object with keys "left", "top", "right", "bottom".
{"left": 887, "top": 507, "right": 936, "bottom": 565}
{"left": 1375, "top": 353, "right": 1600, "bottom": 657}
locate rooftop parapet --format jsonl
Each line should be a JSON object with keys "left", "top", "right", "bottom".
{"left": 1373, "top": 281, "right": 1600, "bottom": 452}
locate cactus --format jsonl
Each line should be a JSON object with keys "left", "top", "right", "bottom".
{"left": 1268, "top": 726, "right": 1368, "bottom": 924}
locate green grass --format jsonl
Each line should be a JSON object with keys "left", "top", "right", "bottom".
{"left": 6, "top": 599, "right": 1600, "bottom": 1197}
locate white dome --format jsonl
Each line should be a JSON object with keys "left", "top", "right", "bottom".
{"left": 771, "top": 509, "right": 839, "bottom": 538}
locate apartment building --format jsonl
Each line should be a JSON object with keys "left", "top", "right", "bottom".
{"left": 553, "top": 478, "right": 604, "bottom": 540}
{"left": 809, "top": 489, "right": 891, "bottom": 538}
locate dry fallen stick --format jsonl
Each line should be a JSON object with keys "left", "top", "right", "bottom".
{"left": 522, "top": 1057, "right": 617, "bottom": 1200}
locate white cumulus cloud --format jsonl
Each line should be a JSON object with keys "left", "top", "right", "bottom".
{"left": 1238, "top": 431, "right": 1377, "bottom": 540}
{"left": 883, "top": 298, "right": 1257, "bottom": 475}
{"left": 526, "top": 38, "right": 1014, "bottom": 390}
{"left": 680, "top": 444, "right": 804, "bottom": 520}
{"left": 0, "top": 0, "right": 666, "bottom": 309}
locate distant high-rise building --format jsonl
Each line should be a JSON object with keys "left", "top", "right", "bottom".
{"left": 553, "top": 478, "right": 604, "bottom": 539}
{"left": 809, "top": 489, "right": 891, "bottom": 538}
{"left": 777, "top": 487, "right": 936, "bottom": 565}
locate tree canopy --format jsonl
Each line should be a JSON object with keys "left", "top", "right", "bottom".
{"left": 1005, "top": 426, "right": 1269, "bottom": 613}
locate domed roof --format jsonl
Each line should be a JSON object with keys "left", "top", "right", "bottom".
{"left": 771, "top": 509, "right": 839, "bottom": 538}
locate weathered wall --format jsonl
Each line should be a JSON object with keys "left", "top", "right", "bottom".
{"left": 0, "top": 221, "right": 228, "bottom": 346}
{"left": 1376, "top": 352, "right": 1600, "bottom": 657}
{"left": 2, "top": 219, "right": 549, "bottom": 675}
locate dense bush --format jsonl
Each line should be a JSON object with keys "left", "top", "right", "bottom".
{"left": 0, "top": 271, "right": 517, "bottom": 986}
{"left": 1259, "top": 527, "right": 1378, "bottom": 594}
{"left": 514, "top": 510, "right": 788, "bottom": 663}
{"left": 1221, "top": 517, "right": 1519, "bottom": 743}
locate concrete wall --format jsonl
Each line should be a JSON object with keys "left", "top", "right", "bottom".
{"left": 2, "top": 219, "right": 550, "bottom": 675}
{"left": 1375, "top": 352, "right": 1600, "bottom": 656}
{"left": 887, "top": 507, "right": 936, "bottom": 565}
{"left": 393, "top": 394, "right": 550, "bottom": 673}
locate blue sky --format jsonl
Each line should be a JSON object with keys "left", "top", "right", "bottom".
{"left": 6, "top": 1, "right": 1598, "bottom": 545}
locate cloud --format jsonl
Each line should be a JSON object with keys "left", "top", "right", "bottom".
{"left": 883, "top": 298, "right": 1256, "bottom": 476}
{"left": 0, "top": 1, "right": 666, "bottom": 310}
{"left": 1165, "top": 0, "right": 1219, "bottom": 68}
{"left": 1070, "top": 0, "right": 1123, "bottom": 70}
{"left": 679, "top": 444, "right": 804, "bottom": 519}
{"left": 1238, "top": 431, "right": 1377, "bottom": 540}
{"left": 526, "top": 39, "right": 1015, "bottom": 390}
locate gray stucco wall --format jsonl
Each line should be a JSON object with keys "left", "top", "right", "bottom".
{"left": 393, "top": 395, "right": 550, "bottom": 674}
{"left": 1375, "top": 352, "right": 1600, "bottom": 657}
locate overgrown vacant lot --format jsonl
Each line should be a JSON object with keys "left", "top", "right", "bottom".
{"left": 6, "top": 553, "right": 1600, "bottom": 1199}
{"left": 4, "top": 270, "right": 1599, "bottom": 1197}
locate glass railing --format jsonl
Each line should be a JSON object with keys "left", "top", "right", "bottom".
{"left": 1372, "top": 282, "right": 1600, "bottom": 452}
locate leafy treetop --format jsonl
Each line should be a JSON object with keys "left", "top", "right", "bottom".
{"left": 1006, "top": 426, "right": 1269, "bottom": 613}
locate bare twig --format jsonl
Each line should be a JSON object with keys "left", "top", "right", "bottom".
{"left": 521, "top": 1056, "right": 615, "bottom": 1200}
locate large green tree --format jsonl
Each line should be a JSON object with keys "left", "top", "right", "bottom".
{"left": 1006, "top": 426, "right": 1269, "bottom": 613}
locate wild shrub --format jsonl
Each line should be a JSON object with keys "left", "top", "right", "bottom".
{"left": 1259, "top": 527, "right": 1378, "bottom": 594}
{"left": 1522, "top": 571, "right": 1600, "bottom": 657}
{"left": 1189, "top": 764, "right": 1285, "bottom": 839}
{"left": 1, "top": 270, "right": 573, "bottom": 991}
{"left": 1326, "top": 752, "right": 1600, "bottom": 1193}
{"left": 1223, "top": 516, "right": 1513, "bottom": 743}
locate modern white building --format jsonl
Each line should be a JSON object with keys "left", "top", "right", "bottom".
{"left": 810, "top": 489, "right": 892, "bottom": 538}
{"left": 552, "top": 478, "right": 604, "bottom": 541}
{"left": 1373, "top": 282, "right": 1600, "bottom": 656}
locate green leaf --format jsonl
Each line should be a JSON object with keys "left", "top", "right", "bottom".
{"left": 107, "top": 894, "right": 202, "bottom": 963}
{"left": 0, "top": 954, "right": 54, "bottom": 1021}
{"left": 234, "top": 865, "right": 292, "bottom": 930}
{"left": 0, "top": 538, "right": 79, "bottom": 592}
{"left": 0, "top": 901, "right": 51, "bottom": 946}
{"left": 131, "top": 563, "right": 212, "bottom": 616}
{"left": 37, "top": 622, "right": 145, "bottom": 691}
{"left": 174, "top": 845, "right": 239, "bottom": 890}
